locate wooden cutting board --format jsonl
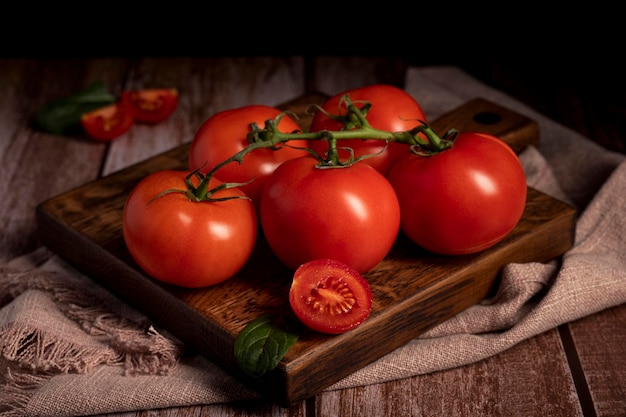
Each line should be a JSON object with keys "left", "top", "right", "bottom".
{"left": 36, "top": 93, "right": 575, "bottom": 406}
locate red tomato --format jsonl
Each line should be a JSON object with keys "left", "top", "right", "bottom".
{"left": 387, "top": 132, "right": 527, "bottom": 255}
{"left": 189, "top": 105, "right": 309, "bottom": 210}
{"left": 122, "top": 170, "right": 257, "bottom": 288}
{"left": 309, "top": 84, "right": 427, "bottom": 176}
{"left": 260, "top": 155, "right": 401, "bottom": 274}
{"left": 289, "top": 259, "right": 373, "bottom": 334}
{"left": 121, "top": 88, "right": 179, "bottom": 124}
{"left": 80, "top": 102, "right": 135, "bottom": 141}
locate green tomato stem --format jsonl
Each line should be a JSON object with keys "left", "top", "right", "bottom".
{"left": 197, "top": 93, "right": 455, "bottom": 198}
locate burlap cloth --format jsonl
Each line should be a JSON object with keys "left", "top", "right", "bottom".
{"left": 2, "top": 66, "right": 625, "bottom": 416}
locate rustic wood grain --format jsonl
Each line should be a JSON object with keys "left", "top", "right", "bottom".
{"left": 317, "top": 329, "right": 583, "bottom": 417}
{"left": 2, "top": 55, "right": 624, "bottom": 417}
{"left": 567, "top": 305, "right": 626, "bottom": 417}
{"left": 95, "top": 401, "right": 307, "bottom": 417}
{"left": 0, "top": 58, "right": 130, "bottom": 263}
{"left": 36, "top": 94, "right": 575, "bottom": 406}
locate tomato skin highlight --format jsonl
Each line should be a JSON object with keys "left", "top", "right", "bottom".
{"left": 388, "top": 132, "right": 527, "bottom": 255}
{"left": 289, "top": 259, "right": 373, "bottom": 334}
{"left": 260, "top": 156, "right": 401, "bottom": 274}
{"left": 122, "top": 170, "right": 257, "bottom": 288}
{"left": 121, "top": 88, "right": 179, "bottom": 124}
{"left": 189, "top": 105, "right": 309, "bottom": 211}
{"left": 80, "top": 102, "right": 135, "bottom": 141}
{"left": 309, "top": 84, "right": 427, "bottom": 176}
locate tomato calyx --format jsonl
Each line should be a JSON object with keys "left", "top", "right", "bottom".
{"left": 245, "top": 110, "right": 302, "bottom": 147}
{"left": 308, "top": 133, "right": 390, "bottom": 169}
{"left": 308, "top": 95, "right": 375, "bottom": 131}
{"left": 148, "top": 166, "right": 253, "bottom": 205}
{"left": 408, "top": 122, "right": 458, "bottom": 157}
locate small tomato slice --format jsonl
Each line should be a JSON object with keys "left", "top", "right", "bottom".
{"left": 81, "top": 102, "right": 135, "bottom": 141}
{"left": 121, "top": 88, "right": 179, "bottom": 124}
{"left": 289, "top": 259, "right": 373, "bottom": 334}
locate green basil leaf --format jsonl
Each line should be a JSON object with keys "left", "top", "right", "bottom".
{"left": 234, "top": 315, "right": 299, "bottom": 377}
{"left": 35, "top": 81, "right": 117, "bottom": 134}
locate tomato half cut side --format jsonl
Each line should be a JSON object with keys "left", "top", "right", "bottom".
{"left": 121, "top": 88, "right": 179, "bottom": 124}
{"left": 289, "top": 259, "right": 373, "bottom": 334}
{"left": 80, "top": 102, "right": 135, "bottom": 141}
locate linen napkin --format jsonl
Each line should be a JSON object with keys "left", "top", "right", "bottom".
{"left": 2, "top": 65, "right": 625, "bottom": 416}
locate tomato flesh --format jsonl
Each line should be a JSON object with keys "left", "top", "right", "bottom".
{"left": 289, "top": 259, "right": 373, "bottom": 334}
{"left": 81, "top": 102, "right": 135, "bottom": 141}
{"left": 121, "top": 88, "right": 179, "bottom": 124}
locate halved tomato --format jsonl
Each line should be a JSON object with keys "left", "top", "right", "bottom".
{"left": 80, "top": 102, "right": 135, "bottom": 141}
{"left": 289, "top": 259, "right": 373, "bottom": 334}
{"left": 121, "top": 88, "right": 179, "bottom": 124}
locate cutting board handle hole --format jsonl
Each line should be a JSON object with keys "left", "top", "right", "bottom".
{"left": 473, "top": 111, "right": 502, "bottom": 125}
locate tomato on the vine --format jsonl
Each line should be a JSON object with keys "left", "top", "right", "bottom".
{"left": 121, "top": 88, "right": 179, "bottom": 124}
{"left": 188, "top": 105, "right": 309, "bottom": 210}
{"left": 388, "top": 132, "right": 527, "bottom": 255}
{"left": 289, "top": 259, "right": 373, "bottom": 334}
{"left": 80, "top": 101, "right": 135, "bottom": 141}
{"left": 260, "top": 155, "right": 401, "bottom": 274}
{"left": 122, "top": 169, "right": 257, "bottom": 288}
{"left": 309, "top": 84, "right": 427, "bottom": 176}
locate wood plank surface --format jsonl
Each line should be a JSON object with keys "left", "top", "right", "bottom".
{"left": 567, "top": 305, "right": 626, "bottom": 416}
{"left": 0, "top": 59, "right": 128, "bottom": 263}
{"left": 317, "top": 329, "right": 583, "bottom": 416}
{"left": 36, "top": 92, "right": 575, "bottom": 405}
{"left": 2, "top": 55, "right": 624, "bottom": 416}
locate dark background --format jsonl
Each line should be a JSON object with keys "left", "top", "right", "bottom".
{"left": 3, "top": 17, "right": 624, "bottom": 154}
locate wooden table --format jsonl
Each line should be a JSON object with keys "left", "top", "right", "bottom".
{"left": 1, "top": 56, "right": 625, "bottom": 417}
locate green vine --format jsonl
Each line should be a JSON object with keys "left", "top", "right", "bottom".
{"left": 157, "top": 93, "right": 458, "bottom": 202}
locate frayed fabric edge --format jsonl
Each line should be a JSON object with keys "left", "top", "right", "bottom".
{"left": 1, "top": 266, "right": 184, "bottom": 374}
{"left": 0, "top": 366, "right": 52, "bottom": 417}
{"left": 0, "top": 262, "right": 185, "bottom": 416}
{"left": 0, "top": 323, "right": 123, "bottom": 374}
